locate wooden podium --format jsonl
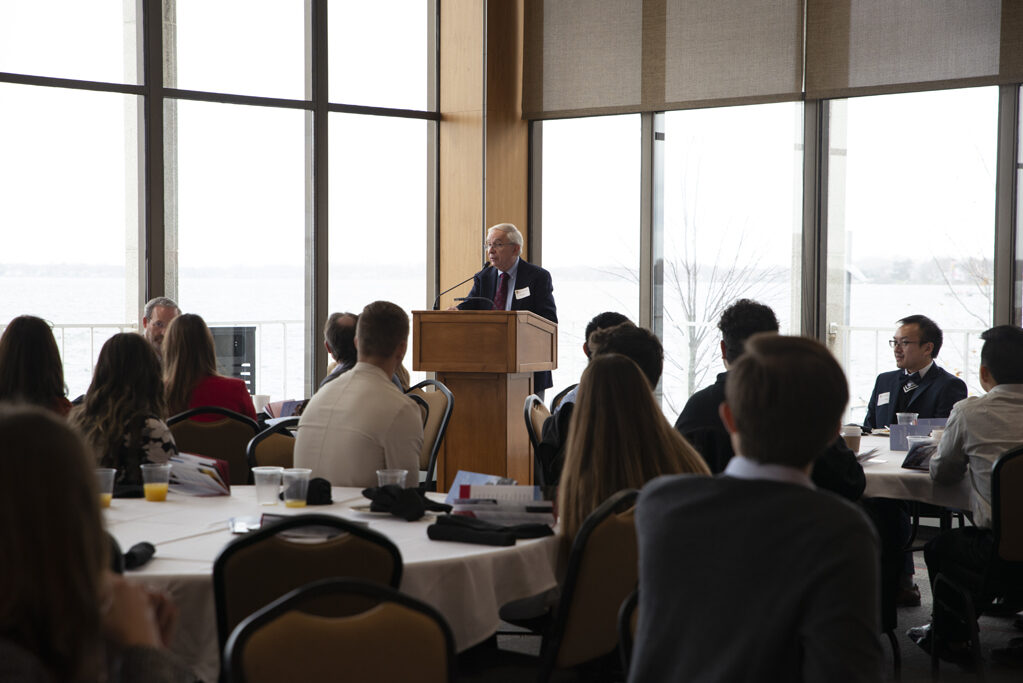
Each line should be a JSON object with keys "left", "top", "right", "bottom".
{"left": 412, "top": 310, "right": 557, "bottom": 491}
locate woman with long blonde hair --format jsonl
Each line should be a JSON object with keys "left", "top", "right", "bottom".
{"left": 71, "top": 333, "right": 176, "bottom": 495}
{"left": 558, "top": 353, "right": 710, "bottom": 538}
{"left": 163, "top": 313, "right": 256, "bottom": 421}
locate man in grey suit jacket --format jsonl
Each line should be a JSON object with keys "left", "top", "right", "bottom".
{"left": 630, "top": 334, "right": 882, "bottom": 683}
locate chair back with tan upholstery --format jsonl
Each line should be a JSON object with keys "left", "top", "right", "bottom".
{"left": 246, "top": 417, "right": 299, "bottom": 470}
{"left": 224, "top": 578, "right": 454, "bottom": 683}
{"left": 168, "top": 406, "right": 259, "bottom": 485}
{"left": 524, "top": 394, "right": 551, "bottom": 486}
{"left": 213, "top": 514, "right": 403, "bottom": 656}
{"left": 538, "top": 489, "right": 638, "bottom": 681}
{"left": 406, "top": 380, "right": 453, "bottom": 491}
{"left": 993, "top": 445, "right": 1023, "bottom": 563}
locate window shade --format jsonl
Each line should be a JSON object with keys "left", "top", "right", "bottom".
{"left": 523, "top": 0, "right": 804, "bottom": 120}
{"left": 806, "top": 0, "right": 1023, "bottom": 100}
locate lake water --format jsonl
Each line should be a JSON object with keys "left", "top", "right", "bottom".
{"left": 0, "top": 270, "right": 990, "bottom": 423}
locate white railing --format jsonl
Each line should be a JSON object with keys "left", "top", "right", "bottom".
{"left": 1, "top": 320, "right": 303, "bottom": 400}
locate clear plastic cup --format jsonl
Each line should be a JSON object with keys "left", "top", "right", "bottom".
{"left": 377, "top": 469, "right": 409, "bottom": 488}
{"left": 96, "top": 468, "right": 116, "bottom": 508}
{"left": 282, "top": 468, "right": 312, "bottom": 508}
{"left": 141, "top": 462, "right": 172, "bottom": 502}
{"left": 252, "top": 466, "right": 284, "bottom": 506}
{"left": 839, "top": 425, "right": 861, "bottom": 453}
{"left": 896, "top": 412, "right": 919, "bottom": 425}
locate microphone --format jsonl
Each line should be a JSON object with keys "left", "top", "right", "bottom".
{"left": 433, "top": 262, "right": 490, "bottom": 310}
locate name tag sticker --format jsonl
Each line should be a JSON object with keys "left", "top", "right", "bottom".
{"left": 877, "top": 392, "right": 890, "bottom": 407}
{"left": 515, "top": 287, "right": 530, "bottom": 300}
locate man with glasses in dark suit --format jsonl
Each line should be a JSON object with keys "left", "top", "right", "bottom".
{"left": 863, "top": 314, "right": 967, "bottom": 430}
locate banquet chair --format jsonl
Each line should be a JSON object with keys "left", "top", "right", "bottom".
{"left": 405, "top": 380, "right": 453, "bottom": 492}
{"left": 168, "top": 406, "right": 259, "bottom": 486}
{"left": 223, "top": 578, "right": 455, "bottom": 683}
{"left": 213, "top": 514, "right": 403, "bottom": 658}
{"left": 523, "top": 394, "right": 550, "bottom": 486}
{"left": 930, "top": 445, "right": 1023, "bottom": 679}
{"left": 537, "top": 489, "right": 639, "bottom": 682}
{"left": 246, "top": 416, "right": 299, "bottom": 470}
{"left": 617, "top": 588, "right": 639, "bottom": 674}
{"left": 550, "top": 383, "right": 577, "bottom": 413}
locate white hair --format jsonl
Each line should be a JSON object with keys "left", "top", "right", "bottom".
{"left": 488, "top": 223, "right": 523, "bottom": 247}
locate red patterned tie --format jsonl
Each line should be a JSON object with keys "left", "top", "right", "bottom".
{"left": 493, "top": 272, "right": 509, "bottom": 310}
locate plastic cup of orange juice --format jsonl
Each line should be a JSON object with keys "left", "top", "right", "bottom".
{"left": 282, "top": 468, "right": 311, "bottom": 508}
{"left": 96, "top": 468, "right": 116, "bottom": 508}
{"left": 141, "top": 463, "right": 172, "bottom": 502}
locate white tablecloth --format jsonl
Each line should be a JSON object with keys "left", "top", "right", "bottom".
{"left": 105, "top": 487, "right": 561, "bottom": 682}
{"left": 860, "top": 435, "right": 971, "bottom": 509}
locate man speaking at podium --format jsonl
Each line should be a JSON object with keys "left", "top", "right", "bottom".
{"left": 457, "top": 223, "right": 558, "bottom": 396}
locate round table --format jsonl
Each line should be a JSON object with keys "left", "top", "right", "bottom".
{"left": 105, "top": 486, "right": 561, "bottom": 682}
{"left": 860, "top": 434, "right": 971, "bottom": 509}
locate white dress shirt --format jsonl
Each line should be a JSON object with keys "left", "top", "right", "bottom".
{"left": 294, "top": 362, "right": 423, "bottom": 488}
{"left": 930, "top": 383, "right": 1023, "bottom": 528}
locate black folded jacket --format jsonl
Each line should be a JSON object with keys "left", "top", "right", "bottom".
{"left": 426, "top": 514, "right": 554, "bottom": 546}
{"left": 362, "top": 485, "right": 453, "bottom": 521}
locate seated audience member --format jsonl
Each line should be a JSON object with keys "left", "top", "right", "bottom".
{"left": 863, "top": 314, "right": 966, "bottom": 430}
{"left": 0, "top": 315, "right": 71, "bottom": 417}
{"left": 295, "top": 301, "right": 423, "bottom": 488}
{"left": 549, "top": 310, "right": 631, "bottom": 413}
{"left": 71, "top": 333, "right": 177, "bottom": 497}
{"left": 538, "top": 321, "right": 660, "bottom": 485}
{"left": 318, "top": 311, "right": 409, "bottom": 393}
{"left": 163, "top": 313, "right": 257, "bottom": 422}
{"left": 674, "top": 298, "right": 864, "bottom": 500}
{"left": 319, "top": 311, "right": 358, "bottom": 388}
{"left": 629, "top": 335, "right": 882, "bottom": 682}
{"left": 908, "top": 325, "right": 1023, "bottom": 663}
{"left": 863, "top": 314, "right": 966, "bottom": 606}
{"left": 141, "top": 296, "right": 180, "bottom": 360}
{"left": 558, "top": 353, "right": 709, "bottom": 540}
{"left": 0, "top": 405, "right": 192, "bottom": 682}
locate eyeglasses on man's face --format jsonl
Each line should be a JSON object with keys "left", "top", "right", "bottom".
{"left": 484, "top": 242, "right": 513, "bottom": 251}
{"left": 889, "top": 339, "right": 921, "bottom": 349}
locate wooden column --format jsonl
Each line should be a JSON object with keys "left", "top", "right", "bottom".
{"left": 439, "top": 0, "right": 529, "bottom": 310}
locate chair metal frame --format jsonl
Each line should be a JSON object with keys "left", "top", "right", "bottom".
{"left": 245, "top": 416, "right": 300, "bottom": 470}
{"left": 212, "top": 513, "right": 403, "bottom": 659}
{"left": 549, "top": 383, "right": 578, "bottom": 413}
{"left": 617, "top": 587, "right": 639, "bottom": 675}
{"left": 223, "top": 578, "right": 456, "bottom": 683}
{"left": 405, "top": 379, "right": 453, "bottom": 492}
{"left": 167, "top": 406, "right": 260, "bottom": 485}
{"left": 523, "top": 394, "right": 550, "bottom": 486}
{"left": 537, "top": 488, "right": 639, "bottom": 682}
{"left": 930, "top": 444, "right": 1023, "bottom": 679}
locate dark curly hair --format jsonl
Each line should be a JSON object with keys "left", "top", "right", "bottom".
{"left": 719, "top": 299, "right": 779, "bottom": 364}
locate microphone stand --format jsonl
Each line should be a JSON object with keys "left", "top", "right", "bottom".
{"left": 432, "top": 262, "right": 491, "bottom": 310}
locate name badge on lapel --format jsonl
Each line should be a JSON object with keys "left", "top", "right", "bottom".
{"left": 877, "top": 392, "right": 890, "bottom": 407}
{"left": 514, "top": 287, "right": 530, "bottom": 300}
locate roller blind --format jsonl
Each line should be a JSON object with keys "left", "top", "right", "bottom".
{"left": 523, "top": 0, "right": 805, "bottom": 120}
{"left": 806, "top": 0, "right": 1023, "bottom": 99}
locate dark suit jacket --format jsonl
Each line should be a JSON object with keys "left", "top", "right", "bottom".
{"left": 674, "top": 370, "right": 866, "bottom": 501}
{"left": 863, "top": 364, "right": 967, "bottom": 430}
{"left": 458, "top": 259, "right": 558, "bottom": 392}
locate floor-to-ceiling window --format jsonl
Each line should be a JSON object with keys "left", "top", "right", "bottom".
{"left": 660, "top": 103, "right": 803, "bottom": 415}
{"left": 825, "top": 87, "right": 998, "bottom": 422}
{"left": 540, "top": 114, "right": 641, "bottom": 399}
{"left": 0, "top": 0, "right": 437, "bottom": 400}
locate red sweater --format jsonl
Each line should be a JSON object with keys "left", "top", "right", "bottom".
{"left": 188, "top": 375, "right": 257, "bottom": 422}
